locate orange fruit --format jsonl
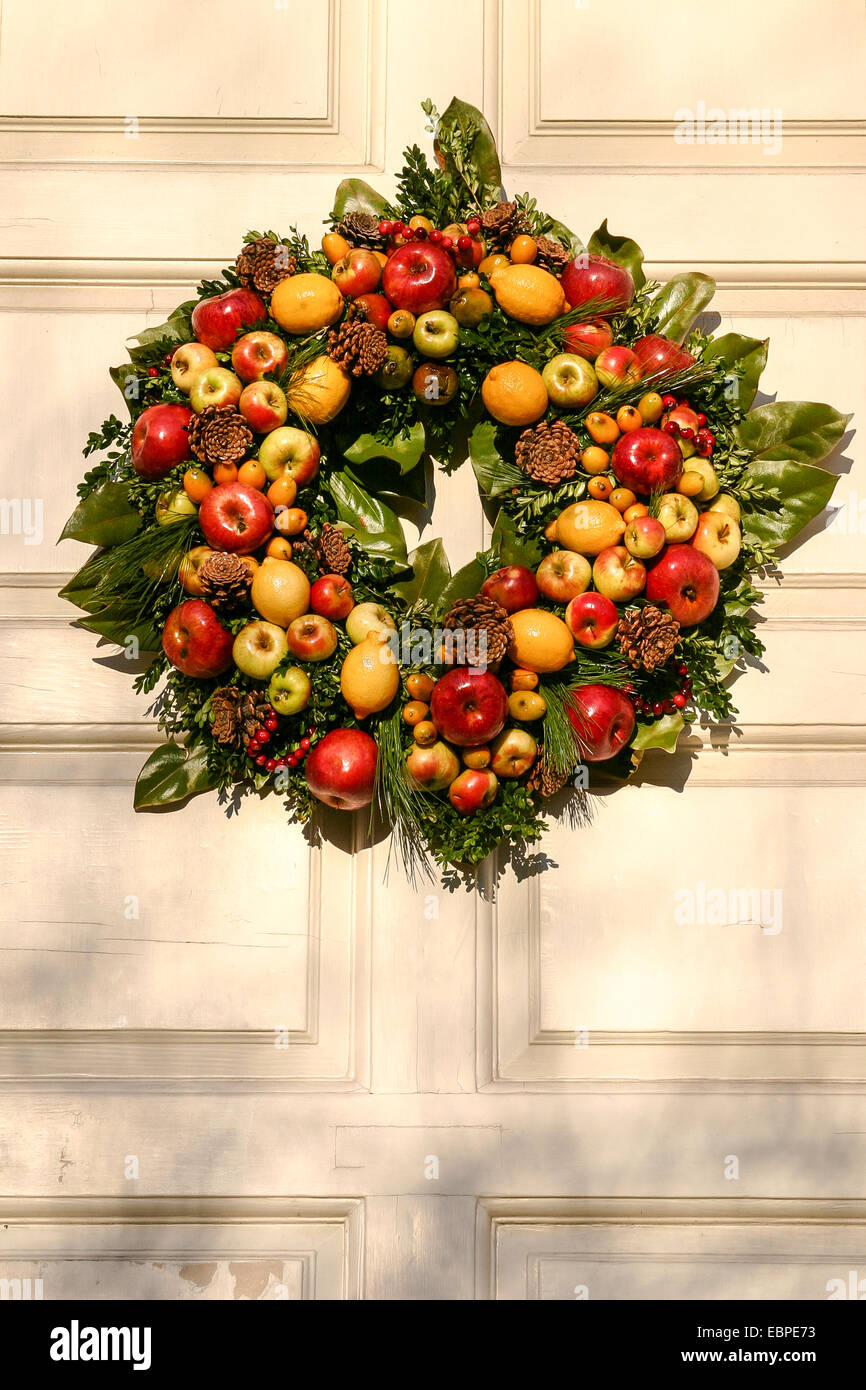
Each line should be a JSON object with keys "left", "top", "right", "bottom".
{"left": 616, "top": 405, "right": 643, "bottom": 433}
{"left": 677, "top": 471, "right": 705, "bottom": 498}
{"left": 275, "top": 507, "right": 308, "bottom": 537}
{"left": 511, "top": 669, "right": 539, "bottom": 692}
{"left": 581, "top": 446, "right": 610, "bottom": 475}
{"left": 271, "top": 273, "right": 344, "bottom": 334}
{"left": 588, "top": 476, "right": 614, "bottom": 500}
{"left": 286, "top": 354, "right": 351, "bottom": 425}
{"left": 479, "top": 253, "right": 510, "bottom": 276}
{"left": 481, "top": 361, "right": 548, "bottom": 426}
{"left": 321, "top": 232, "right": 350, "bottom": 265}
{"left": 624, "top": 503, "right": 649, "bottom": 522}
{"left": 402, "top": 700, "right": 430, "bottom": 726}
{"left": 544, "top": 520, "right": 558, "bottom": 541}
{"left": 413, "top": 720, "right": 438, "bottom": 747}
{"left": 183, "top": 467, "right": 213, "bottom": 503}
{"left": 406, "top": 672, "right": 435, "bottom": 701}
{"left": 508, "top": 609, "right": 575, "bottom": 674}
{"left": 457, "top": 272, "right": 481, "bottom": 290}
{"left": 509, "top": 234, "right": 538, "bottom": 264}
{"left": 372, "top": 250, "right": 388, "bottom": 268}
{"left": 409, "top": 215, "right": 435, "bottom": 235}
{"left": 488, "top": 264, "right": 566, "bottom": 325}
{"left": 267, "top": 475, "right": 298, "bottom": 509}
{"left": 586, "top": 412, "right": 620, "bottom": 445}
{"left": 266, "top": 536, "right": 293, "bottom": 560}
{"left": 462, "top": 745, "right": 491, "bottom": 769}
{"left": 213, "top": 462, "right": 238, "bottom": 485}
{"left": 610, "top": 487, "right": 637, "bottom": 512}
{"left": 555, "top": 499, "right": 626, "bottom": 555}
{"left": 238, "top": 459, "right": 267, "bottom": 490}
{"left": 638, "top": 391, "right": 664, "bottom": 423}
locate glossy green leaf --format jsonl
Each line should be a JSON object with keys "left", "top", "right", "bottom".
{"left": 327, "top": 469, "right": 408, "bottom": 572}
{"left": 134, "top": 741, "right": 216, "bottom": 810}
{"left": 587, "top": 220, "right": 646, "bottom": 290}
{"left": 76, "top": 603, "right": 160, "bottom": 650}
{"left": 741, "top": 458, "right": 840, "bottom": 548}
{"left": 437, "top": 97, "right": 502, "bottom": 199}
{"left": 437, "top": 557, "right": 487, "bottom": 616}
{"left": 491, "top": 510, "right": 542, "bottom": 568}
{"left": 702, "top": 333, "right": 768, "bottom": 411}
{"left": 545, "top": 217, "right": 584, "bottom": 257}
{"left": 651, "top": 273, "right": 716, "bottom": 343}
{"left": 127, "top": 301, "right": 196, "bottom": 364}
{"left": 343, "top": 421, "right": 425, "bottom": 475}
{"left": 736, "top": 401, "right": 851, "bottom": 468}
{"left": 390, "top": 538, "right": 452, "bottom": 607}
{"left": 59, "top": 482, "right": 141, "bottom": 547}
{"left": 346, "top": 456, "right": 428, "bottom": 510}
{"left": 330, "top": 178, "right": 391, "bottom": 222}
{"left": 630, "top": 711, "right": 684, "bottom": 754}
{"left": 469, "top": 420, "right": 524, "bottom": 497}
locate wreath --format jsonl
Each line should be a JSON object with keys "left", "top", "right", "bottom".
{"left": 62, "top": 98, "right": 851, "bottom": 882}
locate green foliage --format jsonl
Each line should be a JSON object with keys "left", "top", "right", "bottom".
{"left": 60, "top": 481, "right": 141, "bottom": 547}
{"left": 134, "top": 740, "right": 216, "bottom": 810}
{"left": 588, "top": 220, "right": 646, "bottom": 290}
{"left": 469, "top": 420, "right": 525, "bottom": 497}
{"left": 702, "top": 333, "right": 769, "bottom": 411}
{"left": 342, "top": 421, "right": 425, "bottom": 474}
{"left": 430, "top": 96, "right": 502, "bottom": 211}
{"left": 424, "top": 780, "right": 546, "bottom": 870}
{"left": 650, "top": 273, "right": 716, "bottom": 342}
{"left": 736, "top": 402, "right": 850, "bottom": 546}
{"left": 389, "top": 539, "right": 451, "bottom": 609}
{"left": 631, "top": 712, "right": 684, "bottom": 754}
{"left": 330, "top": 179, "right": 392, "bottom": 224}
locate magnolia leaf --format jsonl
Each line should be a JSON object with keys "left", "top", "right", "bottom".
{"left": 437, "top": 97, "right": 502, "bottom": 199}
{"left": 343, "top": 422, "right": 425, "bottom": 475}
{"left": 437, "top": 557, "right": 487, "bottom": 616}
{"left": 742, "top": 459, "right": 840, "bottom": 548}
{"left": 587, "top": 220, "right": 646, "bottom": 290}
{"left": 330, "top": 178, "right": 391, "bottom": 222}
{"left": 469, "top": 420, "right": 524, "bottom": 497}
{"left": 630, "top": 711, "right": 684, "bottom": 754}
{"left": 76, "top": 603, "right": 160, "bottom": 650}
{"left": 702, "top": 333, "right": 768, "bottom": 411}
{"left": 127, "top": 301, "right": 196, "bottom": 364}
{"left": 327, "top": 469, "right": 408, "bottom": 571}
{"left": 134, "top": 741, "right": 216, "bottom": 810}
{"left": 490, "top": 510, "right": 542, "bottom": 568}
{"left": 545, "top": 217, "right": 584, "bottom": 257}
{"left": 59, "top": 482, "right": 142, "bottom": 547}
{"left": 736, "top": 401, "right": 851, "bottom": 468}
{"left": 390, "top": 538, "right": 452, "bottom": 607}
{"left": 651, "top": 273, "right": 716, "bottom": 343}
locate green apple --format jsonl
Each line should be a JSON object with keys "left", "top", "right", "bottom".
{"left": 413, "top": 310, "right": 460, "bottom": 359}
{"left": 156, "top": 488, "right": 198, "bottom": 526}
{"left": 189, "top": 366, "right": 242, "bottom": 413}
{"left": 374, "top": 345, "right": 413, "bottom": 391}
{"left": 450, "top": 287, "right": 493, "bottom": 327}
{"left": 258, "top": 425, "right": 320, "bottom": 486}
{"left": 268, "top": 665, "right": 311, "bottom": 716}
{"left": 687, "top": 457, "right": 720, "bottom": 502}
{"left": 656, "top": 492, "right": 699, "bottom": 543}
{"left": 232, "top": 620, "right": 288, "bottom": 679}
{"left": 709, "top": 494, "right": 741, "bottom": 523}
{"left": 345, "top": 601, "right": 397, "bottom": 646}
{"left": 541, "top": 353, "right": 598, "bottom": 408}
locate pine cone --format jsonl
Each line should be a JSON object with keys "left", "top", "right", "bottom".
{"left": 442, "top": 595, "right": 512, "bottom": 668}
{"left": 239, "top": 692, "right": 272, "bottom": 750}
{"left": 327, "top": 318, "right": 388, "bottom": 377}
{"left": 333, "top": 211, "right": 384, "bottom": 250}
{"left": 188, "top": 406, "right": 253, "bottom": 468}
{"left": 481, "top": 200, "right": 528, "bottom": 251}
{"left": 236, "top": 237, "right": 295, "bottom": 295}
{"left": 319, "top": 523, "right": 352, "bottom": 576}
{"left": 211, "top": 686, "right": 242, "bottom": 748}
{"left": 515, "top": 418, "right": 580, "bottom": 485}
{"left": 198, "top": 551, "right": 253, "bottom": 613}
{"left": 534, "top": 236, "right": 571, "bottom": 275}
{"left": 618, "top": 604, "right": 681, "bottom": 673}
{"left": 527, "top": 747, "right": 570, "bottom": 799}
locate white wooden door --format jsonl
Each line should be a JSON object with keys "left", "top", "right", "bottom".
{"left": 1, "top": 0, "right": 864, "bottom": 1302}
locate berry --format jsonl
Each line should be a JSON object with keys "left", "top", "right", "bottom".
{"left": 696, "top": 412, "right": 707, "bottom": 427}
{"left": 441, "top": 236, "right": 453, "bottom": 250}
{"left": 378, "top": 219, "right": 393, "bottom": 236}
{"left": 147, "top": 366, "right": 159, "bottom": 377}
{"left": 673, "top": 693, "right": 687, "bottom": 709}
{"left": 677, "top": 664, "right": 688, "bottom": 676}
{"left": 429, "top": 228, "right": 443, "bottom": 243}
{"left": 248, "top": 741, "right": 260, "bottom": 754}
{"left": 300, "top": 736, "right": 311, "bottom": 751}
{"left": 265, "top": 758, "right": 276, "bottom": 773}
{"left": 652, "top": 702, "right": 663, "bottom": 716}
{"left": 663, "top": 420, "right": 679, "bottom": 436}
{"left": 662, "top": 394, "right": 677, "bottom": 409}
{"left": 414, "top": 227, "right": 428, "bottom": 240}
{"left": 265, "top": 716, "right": 278, "bottom": 731}
{"left": 679, "top": 426, "right": 695, "bottom": 441}
{"left": 257, "top": 730, "right": 270, "bottom": 745}
{"left": 255, "top": 754, "right": 267, "bottom": 767}
{"left": 163, "top": 352, "right": 173, "bottom": 365}
{"left": 466, "top": 217, "right": 481, "bottom": 236}
{"left": 457, "top": 235, "right": 472, "bottom": 251}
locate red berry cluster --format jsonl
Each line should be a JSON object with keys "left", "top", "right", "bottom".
{"left": 378, "top": 214, "right": 482, "bottom": 258}
{"left": 247, "top": 708, "right": 314, "bottom": 773}
{"left": 629, "top": 663, "right": 693, "bottom": 720}
{"left": 661, "top": 396, "right": 716, "bottom": 457}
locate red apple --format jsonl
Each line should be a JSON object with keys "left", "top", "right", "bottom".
{"left": 536, "top": 551, "right": 592, "bottom": 603}
{"left": 633, "top": 334, "right": 695, "bottom": 380}
{"left": 645, "top": 544, "right": 720, "bottom": 626}
{"left": 305, "top": 728, "right": 378, "bottom": 811}
{"left": 286, "top": 613, "right": 338, "bottom": 661}
{"left": 199, "top": 482, "right": 274, "bottom": 555}
{"left": 612, "top": 427, "right": 683, "bottom": 495}
{"left": 231, "top": 331, "right": 288, "bottom": 382}
{"left": 430, "top": 667, "right": 508, "bottom": 748}
{"left": 490, "top": 727, "right": 538, "bottom": 778}
{"left": 481, "top": 565, "right": 539, "bottom": 614}
{"left": 595, "top": 344, "right": 643, "bottom": 390}
{"left": 568, "top": 683, "right": 635, "bottom": 762}
{"left": 382, "top": 242, "right": 457, "bottom": 315}
{"left": 161, "top": 599, "right": 233, "bottom": 678}
{"left": 565, "top": 591, "right": 619, "bottom": 648}
{"left": 405, "top": 740, "right": 461, "bottom": 793}
{"left": 562, "top": 318, "right": 613, "bottom": 361}
{"left": 258, "top": 426, "right": 320, "bottom": 487}
{"left": 561, "top": 254, "right": 634, "bottom": 315}
{"left": 354, "top": 293, "right": 393, "bottom": 331}
{"left": 310, "top": 574, "right": 354, "bottom": 621}
{"left": 190, "top": 287, "right": 267, "bottom": 352}
{"left": 448, "top": 768, "right": 498, "bottom": 814}
{"left": 131, "top": 403, "right": 192, "bottom": 479}
{"left": 624, "top": 514, "right": 667, "bottom": 559}
{"left": 238, "top": 380, "right": 288, "bottom": 433}
{"left": 332, "top": 248, "right": 382, "bottom": 299}
{"left": 592, "top": 546, "right": 647, "bottom": 602}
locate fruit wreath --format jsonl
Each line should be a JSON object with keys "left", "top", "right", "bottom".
{"left": 62, "top": 98, "right": 850, "bottom": 881}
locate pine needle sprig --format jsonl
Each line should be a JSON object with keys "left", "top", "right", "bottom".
{"left": 372, "top": 708, "right": 435, "bottom": 884}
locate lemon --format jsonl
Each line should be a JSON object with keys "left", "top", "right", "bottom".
{"left": 340, "top": 636, "right": 399, "bottom": 720}
{"left": 270, "top": 273, "right": 343, "bottom": 334}
{"left": 508, "top": 609, "right": 575, "bottom": 674}
{"left": 287, "top": 354, "right": 351, "bottom": 425}
{"left": 481, "top": 361, "right": 548, "bottom": 427}
{"left": 251, "top": 558, "right": 310, "bottom": 626}
{"left": 555, "top": 500, "right": 626, "bottom": 556}
{"left": 488, "top": 264, "right": 566, "bottom": 325}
